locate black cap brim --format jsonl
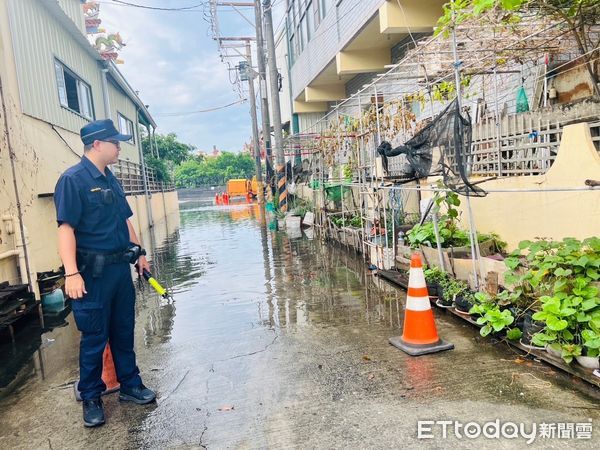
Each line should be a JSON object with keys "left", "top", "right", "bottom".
{"left": 107, "top": 132, "right": 133, "bottom": 142}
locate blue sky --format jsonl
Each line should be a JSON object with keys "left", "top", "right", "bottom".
{"left": 98, "top": 0, "right": 285, "bottom": 153}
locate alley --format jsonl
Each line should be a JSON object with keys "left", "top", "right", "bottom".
{"left": 0, "top": 194, "right": 599, "bottom": 449}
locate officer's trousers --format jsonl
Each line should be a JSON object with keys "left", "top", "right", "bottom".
{"left": 72, "top": 262, "right": 142, "bottom": 400}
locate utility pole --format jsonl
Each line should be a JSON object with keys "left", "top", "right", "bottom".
{"left": 253, "top": 0, "right": 274, "bottom": 193}
{"left": 243, "top": 40, "right": 264, "bottom": 203}
{"left": 262, "top": 0, "right": 287, "bottom": 212}
{"left": 211, "top": 2, "right": 265, "bottom": 202}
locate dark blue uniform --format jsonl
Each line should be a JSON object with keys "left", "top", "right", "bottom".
{"left": 54, "top": 155, "right": 142, "bottom": 401}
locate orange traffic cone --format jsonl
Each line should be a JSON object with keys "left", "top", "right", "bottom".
{"left": 73, "top": 342, "right": 120, "bottom": 401}
{"left": 102, "top": 343, "right": 120, "bottom": 393}
{"left": 215, "top": 193, "right": 220, "bottom": 205}
{"left": 389, "top": 253, "right": 454, "bottom": 356}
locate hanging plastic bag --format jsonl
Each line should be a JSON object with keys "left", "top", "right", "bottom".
{"left": 516, "top": 86, "right": 530, "bottom": 113}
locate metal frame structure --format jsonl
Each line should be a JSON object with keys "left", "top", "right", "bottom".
{"left": 283, "top": 11, "right": 600, "bottom": 280}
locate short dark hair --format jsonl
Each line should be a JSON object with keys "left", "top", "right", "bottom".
{"left": 84, "top": 143, "right": 93, "bottom": 152}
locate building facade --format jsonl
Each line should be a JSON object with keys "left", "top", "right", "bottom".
{"left": 276, "top": 1, "right": 599, "bottom": 256}
{"left": 0, "top": 0, "right": 178, "bottom": 298}
{"left": 281, "top": 0, "right": 444, "bottom": 132}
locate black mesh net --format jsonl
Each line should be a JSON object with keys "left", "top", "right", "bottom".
{"left": 377, "top": 99, "right": 487, "bottom": 197}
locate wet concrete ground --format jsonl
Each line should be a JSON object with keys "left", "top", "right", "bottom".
{"left": 1, "top": 195, "right": 599, "bottom": 449}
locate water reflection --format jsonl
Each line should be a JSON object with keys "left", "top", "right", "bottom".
{"left": 0, "top": 193, "right": 405, "bottom": 396}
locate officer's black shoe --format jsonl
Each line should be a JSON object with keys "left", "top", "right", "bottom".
{"left": 83, "top": 398, "right": 105, "bottom": 427}
{"left": 119, "top": 383, "right": 156, "bottom": 405}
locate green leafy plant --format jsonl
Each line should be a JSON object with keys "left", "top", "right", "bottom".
{"left": 469, "top": 292, "right": 522, "bottom": 339}
{"left": 407, "top": 189, "right": 504, "bottom": 251}
{"left": 342, "top": 164, "right": 353, "bottom": 181}
{"left": 443, "top": 279, "right": 469, "bottom": 300}
{"left": 424, "top": 266, "right": 450, "bottom": 285}
{"left": 505, "top": 237, "right": 600, "bottom": 363}
{"left": 289, "top": 197, "right": 313, "bottom": 218}
{"left": 330, "top": 215, "right": 361, "bottom": 228}
{"left": 581, "top": 329, "right": 600, "bottom": 357}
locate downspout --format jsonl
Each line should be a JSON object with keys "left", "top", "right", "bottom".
{"left": 139, "top": 120, "right": 154, "bottom": 229}
{"left": 153, "top": 130, "right": 169, "bottom": 221}
{"left": 0, "top": 73, "right": 35, "bottom": 297}
{"left": 101, "top": 66, "right": 111, "bottom": 119}
{"left": 2, "top": 216, "right": 39, "bottom": 299}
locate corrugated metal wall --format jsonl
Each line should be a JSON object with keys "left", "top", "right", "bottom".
{"left": 8, "top": 0, "right": 103, "bottom": 133}
{"left": 57, "top": 0, "right": 85, "bottom": 34}
{"left": 108, "top": 80, "right": 141, "bottom": 163}
{"left": 298, "top": 112, "right": 326, "bottom": 133}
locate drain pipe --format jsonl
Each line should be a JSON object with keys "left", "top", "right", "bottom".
{"left": 101, "top": 67, "right": 111, "bottom": 118}
{"left": 1, "top": 73, "right": 35, "bottom": 296}
{"left": 2, "top": 216, "right": 39, "bottom": 299}
{"left": 141, "top": 123, "right": 154, "bottom": 229}
{"left": 153, "top": 130, "right": 169, "bottom": 220}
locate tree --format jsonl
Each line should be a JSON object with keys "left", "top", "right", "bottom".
{"left": 436, "top": 0, "right": 600, "bottom": 97}
{"left": 174, "top": 159, "right": 203, "bottom": 187}
{"left": 140, "top": 132, "right": 195, "bottom": 185}
{"left": 141, "top": 132, "right": 195, "bottom": 165}
{"left": 173, "top": 152, "right": 256, "bottom": 188}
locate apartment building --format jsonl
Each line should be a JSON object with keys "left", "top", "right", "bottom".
{"left": 279, "top": 0, "right": 444, "bottom": 132}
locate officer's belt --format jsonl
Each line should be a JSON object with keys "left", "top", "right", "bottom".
{"left": 76, "top": 248, "right": 129, "bottom": 278}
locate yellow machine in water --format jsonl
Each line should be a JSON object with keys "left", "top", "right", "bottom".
{"left": 226, "top": 177, "right": 259, "bottom": 199}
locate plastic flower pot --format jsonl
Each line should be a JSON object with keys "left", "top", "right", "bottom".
{"left": 436, "top": 291, "right": 453, "bottom": 307}
{"left": 520, "top": 312, "right": 545, "bottom": 349}
{"left": 545, "top": 344, "right": 562, "bottom": 359}
{"left": 454, "top": 295, "right": 474, "bottom": 313}
{"left": 426, "top": 282, "right": 439, "bottom": 298}
{"left": 575, "top": 355, "right": 600, "bottom": 369}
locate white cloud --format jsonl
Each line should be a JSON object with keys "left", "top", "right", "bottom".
{"left": 96, "top": 0, "right": 255, "bottom": 151}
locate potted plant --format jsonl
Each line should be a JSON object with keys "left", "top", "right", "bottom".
{"left": 469, "top": 292, "right": 522, "bottom": 340}
{"left": 520, "top": 310, "right": 546, "bottom": 349}
{"left": 503, "top": 237, "right": 600, "bottom": 363}
{"left": 436, "top": 277, "right": 455, "bottom": 308}
{"left": 455, "top": 290, "right": 476, "bottom": 314}
{"left": 275, "top": 210, "right": 286, "bottom": 230}
{"left": 423, "top": 266, "right": 448, "bottom": 298}
{"left": 576, "top": 329, "right": 600, "bottom": 369}
{"left": 443, "top": 279, "right": 469, "bottom": 309}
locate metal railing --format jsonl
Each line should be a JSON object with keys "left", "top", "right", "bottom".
{"left": 112, "top": 159, "right": 176, "bottom": 195}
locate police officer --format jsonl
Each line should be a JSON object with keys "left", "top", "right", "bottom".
{"left": 54, "top": 119, "right": 156, "bottom": 427}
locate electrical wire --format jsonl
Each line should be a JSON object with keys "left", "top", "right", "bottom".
{"left": 108, "top": 0, "right": 207, "bottom": 11}
{"left": 154, "top": 99, "right": 247, "bottom": 116}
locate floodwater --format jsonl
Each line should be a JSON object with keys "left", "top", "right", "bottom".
{"left": 0, "top": 192, "right": 599, "bottom": 449}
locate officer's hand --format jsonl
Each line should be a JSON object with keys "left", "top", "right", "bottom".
{"left": 66, "top": 274, "right": 87, "bottom": 300}
{"left": 137, "top": 255, "right": 150, "bottom": 277}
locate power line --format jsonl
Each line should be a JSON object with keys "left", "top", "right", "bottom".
{"left": 154, "top": 99, "right": 246, "bottom": 116}
{"left": 108, "top": 0, "right": 207, "bottom": 11}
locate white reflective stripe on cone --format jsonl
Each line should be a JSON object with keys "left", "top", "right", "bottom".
{"left": 408, "top": 267, "right": 427, "bottom": 288}
{"left": 406, "top": 295, "right": 432, "bottom": 311}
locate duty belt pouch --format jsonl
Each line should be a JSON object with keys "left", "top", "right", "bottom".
{"left": 92, "top": 254, "right": 106, "bottom": 278}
